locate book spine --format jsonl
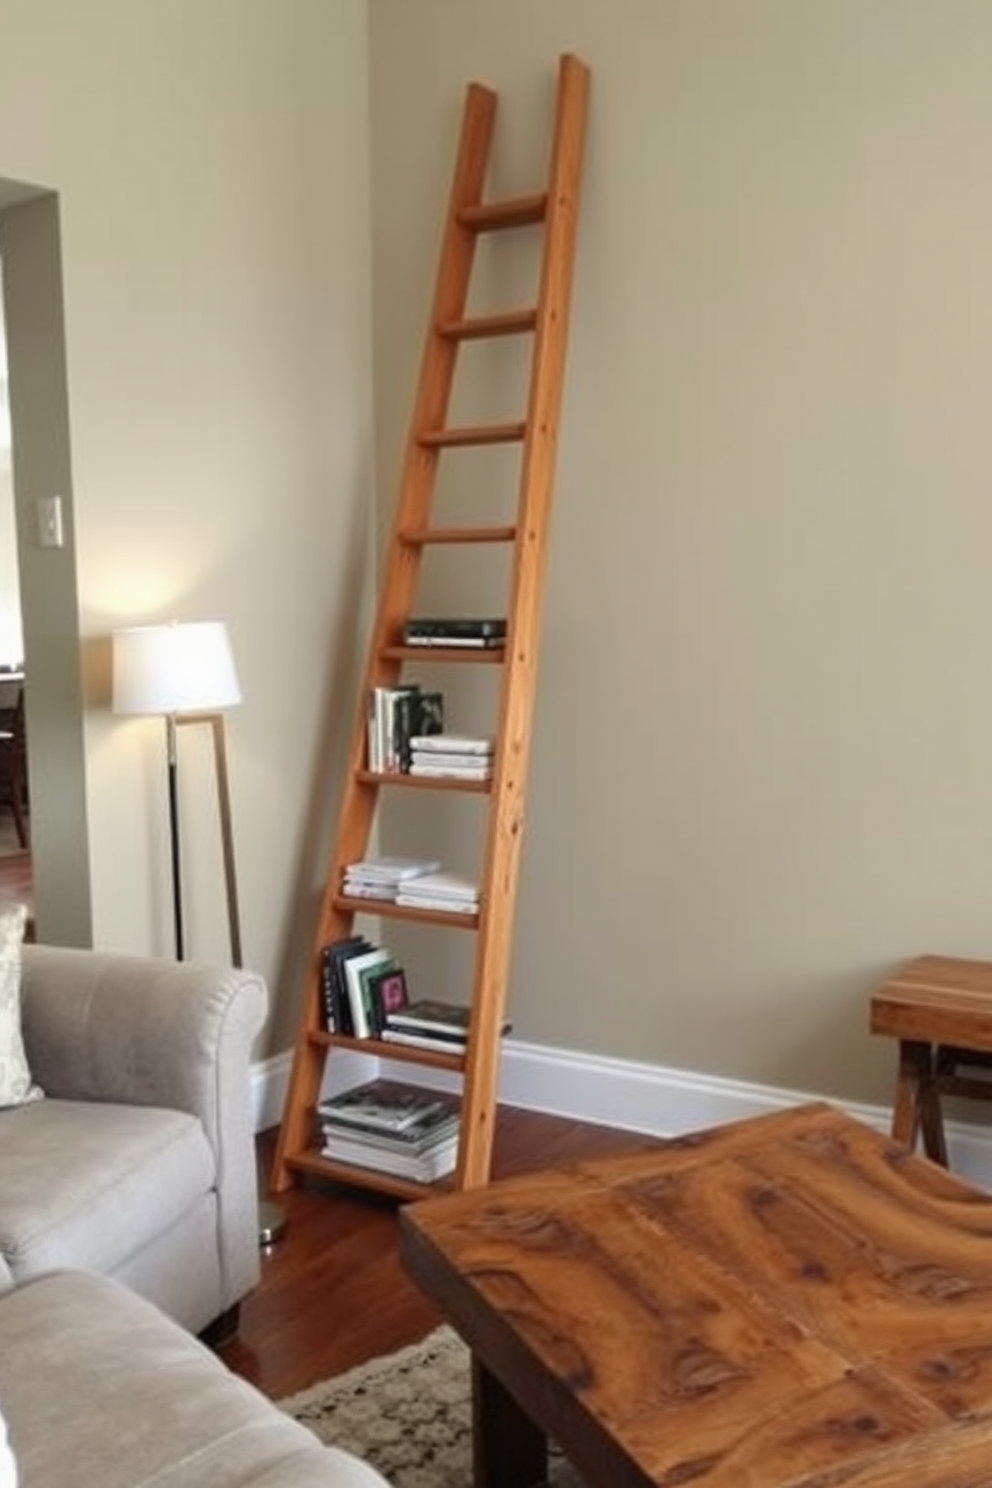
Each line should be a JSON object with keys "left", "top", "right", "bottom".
{"left": 331, "top": 954, "right": 355, "bottom": 1037}
{"left": 393, "top": 688, "right": 418, "bottom": 773}
{"left": 359, "top": 963, "right": 391, "bottom": 1038}
{"left": 385, "top": 1014, "right": 468, "bottom": 1034}
{"left": 344, "top": 960, "right": 370, "bottom": 1038}
{"left": 381, "top": 1028, "right": 468, "bottom": 1052}
{"left": 320, "top": 946, "right": 336, "bottom": 1031}
{"left": 414, "top": 691, "right": 444, "bottom": 737}
{"left": 381, "top": 690, "right": 397, "bottom": 775}
{"left": 366, "top": 689, "right": 378, "bottom": 772}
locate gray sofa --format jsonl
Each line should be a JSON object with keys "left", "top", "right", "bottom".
{"left": 0, "top": 1268, "right": 390, "bottom": 1487}
{"left": 1, "top": 943, "right": 265, "bottom": 1335}
{"left": 0, "top": 944, "right": 392, "bottom": 1488}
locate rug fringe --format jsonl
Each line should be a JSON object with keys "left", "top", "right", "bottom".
{"left": 277, "top": 1324, "right": 465, "bottom": 1414}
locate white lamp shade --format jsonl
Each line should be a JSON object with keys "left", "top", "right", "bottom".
{"left": 113, "top": 622, "right": 242, "bottom": 715}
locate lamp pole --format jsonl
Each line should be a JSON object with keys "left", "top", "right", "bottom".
{"left": 113, "top": 619, "right": 286, "bottom": 1246}
{"left": 165, "top": 711, "right": 185, "bottom": 960}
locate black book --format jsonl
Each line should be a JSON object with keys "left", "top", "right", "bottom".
{"left": 394, "top": 687, "right": 444, "bottom": 772}
{"left": 319, "top": 945, "right": 337, "bottom": 1031}
{"left": 402, "top": 618, "right": 506, "bottom": 647}
{"left": 321, "top": 935, "right": 373, "bottom": 1037}
{"left": 415, "top": 690, "right": 444, "bottom": 736}
{"left": 317, "top": 1078, "right": 453, "bottom": 1134}
{"left": 366, "top": 964, "right": 409, "bottom": 1032}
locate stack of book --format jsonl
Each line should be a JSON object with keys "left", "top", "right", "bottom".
{"left": 382, "top": 998, "right": 471, "bottom": 1052}
{"left": 366, "top": 684, "right": 444, "bottom": 773}
{"left": 380, "top": 997, "right": 509, "bottom": 1053}
{"left": 394, "top": 871, "right": 479, "bottom": 915}
{"left": 320, "top": 935, "right": 411, "bottom": 1038}
{"left": 342, "top": 855, "right": 440, "bottom": 902}
{"left": 317, "top": 1078, "right": 460, "bottom": 1183}
{"left": 402, "top": 617, "right": 506, "bottom": 650}
{"left": 408, "top": 734, "right": 494, "bottom": 782}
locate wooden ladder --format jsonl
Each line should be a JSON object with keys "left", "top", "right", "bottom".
{"left": 272, "top": 52, "right": 590, "bottom": 1199}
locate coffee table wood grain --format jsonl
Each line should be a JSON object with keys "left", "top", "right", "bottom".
{"left": 400, "top": 1102, "right": 992, "bottom": 1488}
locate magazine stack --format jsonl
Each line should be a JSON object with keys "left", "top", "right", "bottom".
{"left": 317, "top": 1078, "right": 460, "bottom": 1183}
{"left": 381, "top": 998, "right": 511, "bottom": 1053}
{"left": 408, "top": 734, "right": 494, "bottom": 782}
{"left": 394, "top": 871, "right": 479, "bottom": 916}
{"left": 342, "top": 855, "right": 440, "bottom": 902}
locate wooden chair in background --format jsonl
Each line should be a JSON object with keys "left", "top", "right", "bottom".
{"left": 0, "top": 687, "right": 29, "bottom": 848}
{"left": 870, "top": 953, "right": 992, "bottom": 1165}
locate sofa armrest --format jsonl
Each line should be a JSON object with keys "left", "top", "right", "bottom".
{"left": 20, "top": 945, "right": 267, "bottom": 1115}
{"left": 19, "top": 944, "right": 269, "bottom": 1310}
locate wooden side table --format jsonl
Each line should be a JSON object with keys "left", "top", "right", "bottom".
{"left": 869, "top": 953, "right": 992, "bottom": 1164}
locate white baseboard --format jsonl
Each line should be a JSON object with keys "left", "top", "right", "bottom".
{"left": 251, "top": 1037, "right": 992, "bottom": 1192}
{"left": 250, "top": 1044, "right": 376, "bottom": 1134}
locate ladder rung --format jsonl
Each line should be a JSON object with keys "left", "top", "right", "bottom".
{"left": 286, "top": 1150, "right": 444, "bottom": 1202}
{"left": 399, "top": 525, "right": 517, "bottom": 545}
{"left": 334, "top": 894, "right": 480, "bottom": 929}
{"left": 357, "top": 770, "right": 492, "bottom": 794}
{"left": 419, "top": 422, "right": 525, "bottom": 448}
{"left": 381, "top": 645, "right": 505, "bottom": 665}
{"left": 437, "top": 309, "right": 537, "bottom": 341}
{"left": 458, "top": 193, "right": 547, "bottom": 231}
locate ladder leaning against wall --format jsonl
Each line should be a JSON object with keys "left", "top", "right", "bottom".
{"left": 273, "top": 52, "right": 590, "bottom": 1200}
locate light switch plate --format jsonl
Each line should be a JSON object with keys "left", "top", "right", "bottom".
{"left": 36, "top": 495, "right": 63, "bottom": 548}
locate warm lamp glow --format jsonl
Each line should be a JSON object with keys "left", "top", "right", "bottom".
{"left": 112, "top": 622, "right": 241, "bottom": 716}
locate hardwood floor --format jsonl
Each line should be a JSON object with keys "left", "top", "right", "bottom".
{"left": 0, "top": 846, "right": 33, "bottom": 939}
{"left": 0, "top": 806, "right": 32, "bottom": 931}
{"left": 219, "top": 1110, "right": 663, "bottom": 1401}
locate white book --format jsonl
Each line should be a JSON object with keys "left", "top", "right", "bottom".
{"left": 403, "top": 635, "right": 497, "bottom": 648}
{"left": 409, "top": 734, "right": 494, "bottom": 755}
{"left": 395, "top": 893, "right": 478, "bottom": 916}
{"left": 410, "top": 762, "right": 492, "bottom": 778}
{"left": 380, "top": 1027, "right": 468, "bottom": 1052}
{"left": 321, "top": 1135, "right": 458, "bottom": 1183}
{"left": 344, "top": 855, "right": 441, "bottom": 883}
{"left": 397, "top": 871, "right": 478, "bottom": 898}
{"left": 342, "top": 947, "right": 394, "bottom": 1038}
{"left": 411, "top": 751, "right": 492, "bottom": 767}
{"left": 342, "top": 880, "right": 400, "bottom": 901}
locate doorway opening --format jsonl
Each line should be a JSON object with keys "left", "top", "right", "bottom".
{"left": 0, "top": 182, "right": 91, "bottom": 946}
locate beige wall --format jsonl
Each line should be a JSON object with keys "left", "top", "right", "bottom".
{"left": 369, "top": 0, "right": 992, "bottom": 1107}
{"left": 0, "top": 301, "right": 21, "bottom": 664}
{"left": 0, "top": 0, "right": 375, "bottom": 1051}
{"left": 3, "top": 1, "right": 991, "bottom": 1108}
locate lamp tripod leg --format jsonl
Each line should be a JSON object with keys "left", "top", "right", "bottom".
{"left": 166, "top": 715, "right": 184, "bottom": 961}
{"left": 174, "top": 711, "right": 286, "bottom": 1248}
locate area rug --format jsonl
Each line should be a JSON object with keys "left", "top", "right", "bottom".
{"left": 279, "top": 1324, "right": 585, "bottom": 1487}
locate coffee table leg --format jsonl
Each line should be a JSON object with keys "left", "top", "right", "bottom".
{"left": 472, "top": 1356, "right": 547, "bottom": 1488}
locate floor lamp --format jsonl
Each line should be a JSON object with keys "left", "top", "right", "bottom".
{"left": 112, "top": 621, "right": 287, "bottom": 1247}
{"left": 112, "top": 621, "right": 242, "bottom": 963}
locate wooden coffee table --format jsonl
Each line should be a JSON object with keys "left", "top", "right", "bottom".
{"left": 400, "top": 1101, "right": 992, "bottom": 1487}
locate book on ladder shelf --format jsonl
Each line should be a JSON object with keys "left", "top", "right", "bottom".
{"left": 271, "top": 51, "right": 590, "bottom": 1201}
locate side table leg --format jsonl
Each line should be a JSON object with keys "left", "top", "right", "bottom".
{"left": 891, "top": 1040, "right": 932, "bottom": 1153}
{"left": 920, "top": 1047, "right": 952, "bottom": 1167}
{"left": 472, "top": 1356, "right": 547, "bottom": 1488}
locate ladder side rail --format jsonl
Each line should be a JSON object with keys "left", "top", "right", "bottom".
{"left": 272, "top": 81, "right": 498, "bottom": 1193}
{"left": 457, "top": 55, "right": 591, "bottom": 1188}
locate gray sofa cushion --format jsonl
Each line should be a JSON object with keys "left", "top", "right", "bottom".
{"left": 18, "top": 946, "right": 266, "bottom": 1327}
{"left": 0, "top": 1098, "right": 213, "bottom": 1281}
{"left": 0, "top": 1270, "right": 390, "bottom": 1488}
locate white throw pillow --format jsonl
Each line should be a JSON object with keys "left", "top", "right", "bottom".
{"left": 0, "top": 904, "right": 42, "bottom": 1107}
{"left": 0, "top": 1402, "right": 16, "bottom": 1488}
